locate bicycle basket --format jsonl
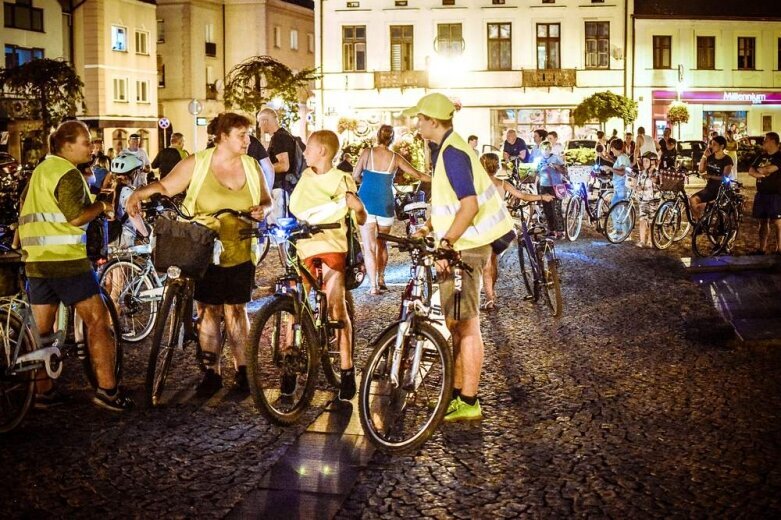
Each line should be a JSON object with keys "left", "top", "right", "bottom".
{"left": 152, "top": 218, "right": 217, "bottom": 279}
{"left": 657, "top": 170, "right": 685, "bottom": 193}
{"left": 0, "top": 249, "right": 22, "bottom": 297}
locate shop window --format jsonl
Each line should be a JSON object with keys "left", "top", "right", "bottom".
{"left": 436, "top": 23, "right": 463, "bottom": 58}
{"left": 390, "top": 25, "right": 413, "bottom": 71}
{"left": 487, "top": 23, "right": 511, "bottom": 71}
{"left": 536, "top": 23, "right": 560, "bottom": 69}
{"left": 737, "top": 37, "right": 755, "bottom": 70}
{"left": 342, "top": 25, "right": 366, "bottom": 71}
{"left": 763, "top": 115, "right": 773, "bottom": 133}
{"left": 492, "top": 108, "right": 577, "bottom": 149}
{"left": 696, "top": 36, "right": 715, "bottom": 70}
{"left": 4, "top": 44, "right": 43, "bottom": 68}
{"left": 3, "top": 0, "right": 44, "bottom": 32}
{"left": 652, "top": 35, "right": 671, "bottom": 69}
{"left": 112, "top": 26, "right": 128, "bottom": 52}
{"left": 585, "top": 22, "right": 609, "bottom": 69}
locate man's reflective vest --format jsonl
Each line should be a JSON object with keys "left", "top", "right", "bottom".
{"left": 181, "top": 147, "right": 264, "bottom": 264}
{"left": 430, "top": 131, "right": 514, "bottom": 251}
{"left": 18, "top": 155, "right": 90, "bottom": 263}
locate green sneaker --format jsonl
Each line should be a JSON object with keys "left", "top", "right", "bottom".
{"left": 443, "top": 397, "right": 483, "bottom": 422}
{"left": 427, "top": 397, "right": 458, "bottom": 412}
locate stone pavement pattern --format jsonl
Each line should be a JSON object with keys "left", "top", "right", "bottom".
{"left": 1, "top": 192, "right": 780, "bottom": 518}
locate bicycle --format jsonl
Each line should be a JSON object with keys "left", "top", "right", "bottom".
{"left": 603, "top": 169, "right": 659, "bottom": 244}
{"left": 515, "top": 201, "right": 563, "bottom": 317}
{"left": 145, "top": 206, "right": 259, "bottom": 407}
{"left": 358, "top": 234, "right": 471, "bottom": 454}
{"left": 650, "top": 170, "right": 700, "bottom": 250}
{"left": 246, "top": 217, "right": 356, "bottom": 425}
{"left": 0, "top": 247, "right": 122, "bottom": 433}
{"left": 691, "top": 178, "right": 744, "bottom": 258}
{"left": 562, "top": 164, "right": 614, "bottom": 241}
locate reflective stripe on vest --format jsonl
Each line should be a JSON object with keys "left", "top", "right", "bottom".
{"left": 430, "top": 131, "right": 514, "bottom": 251}
{"left": 182, "top": 147, "right": 264, "bottom": 264}
{"left": 18, "top": 155, "right": 90, "bottom": 263}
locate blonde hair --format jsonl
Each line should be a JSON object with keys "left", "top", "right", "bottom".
{"left": 309, "top": 130, "right": 339, "bottom": 161}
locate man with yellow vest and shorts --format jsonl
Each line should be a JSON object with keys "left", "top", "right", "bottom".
{"left": 18, "top": 120, "right": 133, "bottom": 411}
{"left": 405, "top": 94, "right": 515, "bottom": 422}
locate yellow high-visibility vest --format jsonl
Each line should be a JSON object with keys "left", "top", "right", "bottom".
{"left": 18, "top": 155, "right": 90, "bottom": 263}
{"left": 181, "top": 147, "right": 264, "bottom": 264}
{"left": 430, "top": 131, "right": 514, "bottom": 251}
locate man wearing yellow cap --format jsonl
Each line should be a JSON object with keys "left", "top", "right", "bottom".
{"left": 405, "top": 93, "right": 514, "bottom": 421}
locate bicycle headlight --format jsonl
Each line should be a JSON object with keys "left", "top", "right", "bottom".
{"left": 167, "top": 266, "right": 182, "bottom": 279}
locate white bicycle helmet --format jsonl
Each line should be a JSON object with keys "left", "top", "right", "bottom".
{"left": 110, "top": 152, "right": 143, "bottom": 175}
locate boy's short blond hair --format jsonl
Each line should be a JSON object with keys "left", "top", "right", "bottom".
{"left": 309, "top": 130, "right": 339, "bottom": 162}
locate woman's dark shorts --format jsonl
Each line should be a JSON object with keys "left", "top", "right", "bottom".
{"left": 28, "top": 270, "right": 101, "bottom": 306}
{"left": 752, "top": 192, "right": 781, "bottom": 220}
{"left": 693, "top": 184, "right": 720, "bottom": 204}
{"left": 194, "top": 261, "right": 254, "bottom": 305}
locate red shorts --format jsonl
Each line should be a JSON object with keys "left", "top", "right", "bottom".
{"left": 303, "top": 252, "right": 346, "bottom": 278}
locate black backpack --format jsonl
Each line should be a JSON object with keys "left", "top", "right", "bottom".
{"left": 283, "top": 135, "right": 307, "bottom": 192}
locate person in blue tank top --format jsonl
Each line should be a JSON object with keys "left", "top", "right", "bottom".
{"left": 353, "top": 125, "right": 430, "bottom": 295}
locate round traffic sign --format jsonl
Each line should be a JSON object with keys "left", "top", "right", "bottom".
{"left": 188, "top": 99, "right": 203, "bottom": 115}
{"left": 158, "top": 117, "right": 171, "bottom": 129}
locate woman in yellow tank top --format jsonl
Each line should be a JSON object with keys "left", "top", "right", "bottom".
{"left": 127, "top": 113, "right": 272, "bottom": 396}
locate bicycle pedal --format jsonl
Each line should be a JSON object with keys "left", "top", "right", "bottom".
{"left": 327, "top": 320, "right": 345, "bottom": 330}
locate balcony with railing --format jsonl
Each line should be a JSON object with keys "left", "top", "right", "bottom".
{"left": 522, "top": 69, "right": 577, "bottom": 88}
{"left": 373, "top": 70, "right": 428, "bottom": 90}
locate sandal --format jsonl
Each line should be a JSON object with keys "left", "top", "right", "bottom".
{"left": 368, "top": 287, "right": 381, "bottom": 296}
{"left": 480, "top": 300, "right": 495, "bottom": 311}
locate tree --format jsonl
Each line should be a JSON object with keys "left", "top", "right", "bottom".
{"left": 0, "top": 58, "right": 85, "bottom": 135}
{"left": 223, "top": 56, "right": 319, "bottom": 128}
{"left": 573, "top": 91, "right": 638, "bottom": 130}
{"left": 667, "top": 101, "right": 690, "bottom": 139}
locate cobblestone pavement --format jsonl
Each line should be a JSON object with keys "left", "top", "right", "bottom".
{"left": 2, "top": 189, "right": 780, "bottom": 518}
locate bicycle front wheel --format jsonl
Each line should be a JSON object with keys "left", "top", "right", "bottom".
{"left": 692, "top": 208, "right": 729, "bottom": 258}
{"left": 257, "top": 234, "right": 272, "bottom": 264}
{"left": 0, "top": 310, "right": 35, "bottom": 433}
{"left": 99, "top": 259, "right": 158, "bottom": 342}
{"left": 247, "top": 296, "right": 319, "bottom": 425}
{"left": 564, "top": 197, "right": 584, "bottom": 241}
{"left": 540, "top": 250, "right": 563, "bottom": 317}
{"left": 672, "top": 198, "right": 691, "bottom": 241}
{"left": 146, "top": 283, "right": 185, "bottom": 407}
{"left": 358, "top": 321, "right": 452, "bottom": 454}
{"left": 605, "top": 201, "right": 636, "bottom": 244}
{"left": 651, "top": 201, "right": 679, "bottom": 250}
{"left": 516, "top": 236, "right": 536, "bottom": 299}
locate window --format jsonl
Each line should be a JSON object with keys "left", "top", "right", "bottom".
{"left": 157, "top": 55, "right": 165, "bottom": 87}
{"left": 652, "top": 35, "right": 671, "bottom": 69}
{"left": 487, "top": 23, "right": 511, "bottom": 71}
{"left": 205, "top": 24, "right": 214, "bottom": 43}
{"left": 536, "top": 23, "right": 560, "bottom": 69}
{"left": 157, "top": 19, "right": 165, "bottom": 43}
{"left": 3, "top": 0, "right": 44, "bottom": 31}
{"left": 274, "top": 26, "right": 282, "bottom": 48}
{"left": 290, "top": 29, "right": 299, "bottom": 50}
{"left": 436, "top": 23, "right": 463, "bottom": 57}
{"left": 308, "top": 33, "right": 315, "bottom": 54}
{"left": 763, "top": 115, "right": 772, "bottom": 132}
{"left": 696, "top": 36, "right": 715, "bottom": 70}
{"left": 342, "top": 25, "right": 366, "bottom": 71}
{"left": 737, "top": 37, "right": 755, "bottom": 70}
{"left": 136, "top": 80, "right": 149, "bottom": 103}
{"left": 4, "top": 44, "right": 43, "bottom": 68}
{"left": 390, "top": 25, "right": 413, "bottom": 71}
{"left": 113, "top": 78, "right": 128, "bottom": 102}
{"left": 585, "top": 22, "right": 609, "bottom": 69}
{"left": 135, "top": 31, "right": 149, "bottom": 55}
{"left": 112, "top": 26, "right": 127, "bottom": 52}
{"left": 542, "top": 0, "right": 555, "bottom": 3}
{"left": 778, "top": 38, "right": 781, "bottom": 70}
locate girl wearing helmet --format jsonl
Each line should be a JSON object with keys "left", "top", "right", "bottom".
{"left": 636, "top": 151, "right": 660, "bottom": 248}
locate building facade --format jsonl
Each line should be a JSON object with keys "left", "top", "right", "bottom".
{"left": 632, "top": 0, "right": 781, "bottom": 141}
{"left": 316, "top": 0, "right": 631, "bottom": 151}
{"left": 157, "top": 0, "right": 315, "bottom": 151}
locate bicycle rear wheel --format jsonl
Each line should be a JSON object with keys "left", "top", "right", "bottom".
{"left": 358, "top": 321, "right": 452, "bottom": 454}
{"left": 605, "top": 201, "right": 636, "bottom": 244}
{"left": 99, "top": 259, "right": 158, "bottom": 342}
{"left": 564, "top": 197, "right": 583, "bottom": 241}
{"left": 321, "top": 291, "right": 355, "bottom": 388}
{"left": 0, "top": 310, "right": 35, "bottom": 433}
{"left": 516, "top": 236, "right": 536, "bottom": 299}
{"left": 247, "top": 296, "right": 319, "bottom": 425}
{"left": 146, "top": 283, "right": 185, "bottom": 407}
{"left": 651, "top": 201, "right": 679, "bottom": 250}
{"left": 691, "top": 208, "right": 729, "bottom": 258}
{"left": 540, "top": 250, "right": 563, "bottom": 317}
{"left": 81, "top": 290, "right": 123, "bottom": 389}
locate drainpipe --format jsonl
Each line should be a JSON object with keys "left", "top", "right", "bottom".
{"left": 319, "top": 0, "right": 324, "bottom": 130}
{"left": 623, "top": 0, "right": 628, "bottom": 100}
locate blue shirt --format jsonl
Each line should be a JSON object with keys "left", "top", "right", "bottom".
{"left": 429, "top": 130, "right": 477, "bottom": 200}
{"left": 537, "top": 153, "right": 565, "bottom": 187}
{"left": 502, "top": 138, "right": 528, "bottom": 160}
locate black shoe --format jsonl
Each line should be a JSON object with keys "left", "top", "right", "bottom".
{"left": 338, "top": 370, "right": 356, "bottom": 401}
{"left": 280, "top": 373, "right": 297, "bottom": 396}
{"left": 92, "top": 387, "right": 134, "bottom": 412}
{"left": 234, "top": 366, "right": 249, "bottom": 393}
{"left": 195, "top": 369, "right": 223, "bottom": 397}
{"left": 34, "top": 387, "right": 72, "bottom": 410}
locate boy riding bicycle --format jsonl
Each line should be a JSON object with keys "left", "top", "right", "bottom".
{"left": 289, "top": 130, "right": 367, "bottom": 400}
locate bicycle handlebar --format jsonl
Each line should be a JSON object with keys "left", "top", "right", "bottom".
{"left": 377, "top": 233, "right": 473, "bottom": 273}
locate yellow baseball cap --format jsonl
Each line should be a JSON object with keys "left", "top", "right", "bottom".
{"left": 402, "top": 93, "right": 455, "bottom": 120}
